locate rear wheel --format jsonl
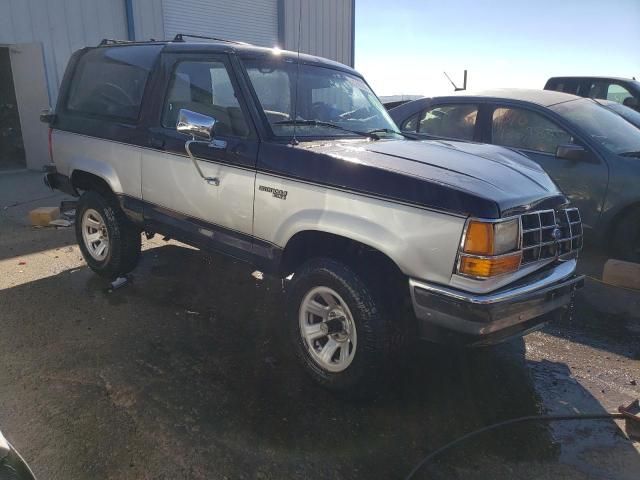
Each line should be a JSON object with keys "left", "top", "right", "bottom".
{"left": 287, "top": 257, "right": 392, "bottom": 394}
{"left": 612, "top": 207, "right": 640, "bottom": 263}
{"left": 76, "top": 190, "right": 141, "bottom": 279}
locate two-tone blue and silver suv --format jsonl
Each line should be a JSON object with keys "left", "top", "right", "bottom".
{"left": 41, "top": 37, "right": 583, "bottom": 392}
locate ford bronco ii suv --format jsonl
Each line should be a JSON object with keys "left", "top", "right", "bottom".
{"left": 41, "top": 37, "right": 584, "bottom": 392}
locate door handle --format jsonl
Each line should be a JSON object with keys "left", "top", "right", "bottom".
{"left": 209, "top": 139, "right": 227, "bottom": 150}
{"left": 205, "top": 177, "right": 220, "bottom": 186}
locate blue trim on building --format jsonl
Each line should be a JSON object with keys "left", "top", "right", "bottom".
{"left": 125, "top": 0, "right": 136, "bottom": 41}
{"left": 351, "top": 0, "right": 355, "bottom": 67}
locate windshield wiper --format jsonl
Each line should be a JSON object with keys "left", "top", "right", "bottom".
{"left": 272, "top": 119, "right": 380, "bottom": 140}
{"left": 620, "top": 151, "right": 640, "bottom": 157}
{"left": 366, "top": 128, "right": 416, "bottom": 139}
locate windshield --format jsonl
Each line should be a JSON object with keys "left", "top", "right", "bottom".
{"left": 243, "top": 58, "right": 399, "bottom": 139}
{"left": 551, "top": 98, "right": 640, "bottom": 155}
{"left": 602, "top": 101, "right": 640, "bottom": 129}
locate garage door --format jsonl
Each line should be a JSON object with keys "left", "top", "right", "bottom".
{"left": 162, "top": 0, "right": 278, "bottom": 47}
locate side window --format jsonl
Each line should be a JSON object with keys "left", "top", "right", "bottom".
{"left": 418, "top": 104, "right": 478, "bottom": 140}
{"left": 492, "top": 107, "right": 572, "bottom": 154}
{"left": 556, "top": 79, "right": 580, "bottom": 95}
{"left": 66, "top": 45, "right": 161, "bottom": 121}
{"left": 401, "top": 113, "right": 420, "bottom": 132}
{"left": 162, "top": 60, "right": 249, "bottom": 137}
{"left": 607, "top": 84, "right": 633, "bottom": 104}
{"left": 587, "top": 81, "right": 608, "bottom": 100}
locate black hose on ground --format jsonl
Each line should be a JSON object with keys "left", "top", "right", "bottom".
{"left": 405, "top": 412, "right": 627, "bottom": 480}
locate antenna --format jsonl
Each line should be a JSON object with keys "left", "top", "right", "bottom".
{"left": 443, "top": 70, "right": 468, "bottom": 92}
{"left": 290, "top": 0, "right": 303, "bottom": 146}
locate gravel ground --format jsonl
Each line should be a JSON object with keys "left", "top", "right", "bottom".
{"left": 0, "top": 171, "right": 638, "bottom": 479}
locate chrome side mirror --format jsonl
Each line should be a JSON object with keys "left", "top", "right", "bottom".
{"left": 176, "top": 109, "right": 216, "bottom": 141}
{"left": 176, "top": 109, "right": 221, "bottom": 187}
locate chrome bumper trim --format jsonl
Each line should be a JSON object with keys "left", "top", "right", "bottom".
{"left": 409, "top": 260, "right": 584, "bottom": 341}
{"left": 410, "top": 259, "right": 578, "bottom": 305}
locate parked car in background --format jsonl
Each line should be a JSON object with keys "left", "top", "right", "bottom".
{"left": 382, "top": 100, "right": 411, "bottom": 110}
{"left": 42, "top": 41, "right": 584, "bottom": 393}
{"left": 594, "top": 99, "right": 640, "bottom": 129}
{"left": 545, "top": 76, "right": 640, "bottom": 112}
{"left": 389, "top": 89, "right": 640, "bottom": 262}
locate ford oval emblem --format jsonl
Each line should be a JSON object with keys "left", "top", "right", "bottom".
{"left": 551, "top": 227, "right": 562, "bottom": 241}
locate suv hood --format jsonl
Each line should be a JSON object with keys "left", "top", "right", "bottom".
{"left": 300, "top": 138, "right": 564, "bottom": 217}
{"left": 259, "top": 138, "right": 566, "bottom": 218}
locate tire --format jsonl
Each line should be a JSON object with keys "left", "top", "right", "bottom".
{"left": 286, "top": 257, "right": 391, "bottom": 394}
{"left": 612, "top": 207, "right": 640, "bottom": 263}
{"left": 75, "top": 190, "right": 141, "bottom": 279}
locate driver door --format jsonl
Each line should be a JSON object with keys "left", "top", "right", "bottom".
{"left": 141, "top": 53, "right": 258, "bottom": 257}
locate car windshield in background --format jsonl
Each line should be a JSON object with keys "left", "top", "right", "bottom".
{"left": 551, "top": 98, "right": 640, "bottom": 155}
{"left": 243, "top": 58, "right": 400, "bottom": 139}
{"left": 597, "top": 100, "right": 640, "bottom": 129}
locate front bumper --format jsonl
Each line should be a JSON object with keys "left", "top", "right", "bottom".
{"left": 410, "top": 260, "right": 584, "bottom": 346}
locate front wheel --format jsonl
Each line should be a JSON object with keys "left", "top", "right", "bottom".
{"left": 286, "top": 258, "right": 392, "bottom": 394}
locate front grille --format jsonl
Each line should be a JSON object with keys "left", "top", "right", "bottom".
{"left": 520, "top": 208, "right": 583, "bottom": 265}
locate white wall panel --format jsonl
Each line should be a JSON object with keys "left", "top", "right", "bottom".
{"left": 283, "top": 0, "right": 354, "bottom": 67}
{"left": 162, "top": 0, "right": 278, "bottom": 46}
{"left": 133, "top": 0, "right": 166, "bottom": 41}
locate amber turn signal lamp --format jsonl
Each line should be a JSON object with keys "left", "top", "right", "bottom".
{"left": 459, "top": 253, "right": 522, "bottom": 278}
{"left": 463, "top": 221, "right": 495, "bottom": 255}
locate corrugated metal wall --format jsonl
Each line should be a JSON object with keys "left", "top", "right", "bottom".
{"left": 132, "top": 0, "right": 166, "bottom": 41}
{"left": 0, "top": 0, "right": 128, "bottom": 105}
{"left": 0, "top": 0, "right": 355, "bottom": 103}
{"left": 282, "top": 0, "right": 354, "bottom": 67}
{"left": 162, "top": 0, "right": 278, "bottom": 46}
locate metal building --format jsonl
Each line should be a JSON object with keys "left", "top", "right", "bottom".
{"left": 0, "top": 0, "right": 355, "bottom": 170}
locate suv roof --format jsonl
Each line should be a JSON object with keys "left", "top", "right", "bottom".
{"left": 93, "top": 37, "right": 359, "bottom": 76}
{"left": 547, "top": 75, "right": 638, "bottom": 83}
{"left": 435, "top": 88, "right": 582, "bottom": 107}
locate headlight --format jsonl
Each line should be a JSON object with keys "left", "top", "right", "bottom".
{"left": 458, "top": 218, "right": 521, "bottom": 278}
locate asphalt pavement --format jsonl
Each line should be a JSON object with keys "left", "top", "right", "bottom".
{"left": 0, "top": 171, "right": 638, "bottom": 479}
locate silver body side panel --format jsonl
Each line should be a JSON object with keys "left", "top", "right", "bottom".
{"left": 141, "top": 149, "right": 254, "bottom": 235}
{"left": 253, "top": 173, "right": 466, "bottom": 285}
{"left": 52, "top": 130, "right": 141, "bottom": 198}
{"left": 51, "top": 131, "right": 567, "bottom": 294}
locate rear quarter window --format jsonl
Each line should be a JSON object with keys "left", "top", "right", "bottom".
{"left": 65, "top": 45, "right": 162, "bottom": 122}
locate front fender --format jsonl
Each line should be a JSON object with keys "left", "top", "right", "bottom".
{"left": 252, "top": 175, "right": 466, "bottom": 286}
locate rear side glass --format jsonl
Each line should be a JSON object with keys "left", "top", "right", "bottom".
{"left": 548, "top": 79, "right": 579, "bottom": 94}
{"left": 66, "top": 45, "right": 162, "bottom": 121}
{"left": 418, "top": 104, "right": 478, "bottom": 140}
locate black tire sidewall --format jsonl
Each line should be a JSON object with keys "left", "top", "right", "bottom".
{"left": 75, "top": 191, "right": 138, "bottom": 279}
{"left": 286, "top": 258, "right": 388, "bottom": 393}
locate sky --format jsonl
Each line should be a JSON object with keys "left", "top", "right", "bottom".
{"left": 355, "top": 0, "right": 640, "bottom": 97}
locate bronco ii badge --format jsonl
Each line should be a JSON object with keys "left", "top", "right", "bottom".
{"left": 259, "top": 185, "right": 288, "bottom": 200}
